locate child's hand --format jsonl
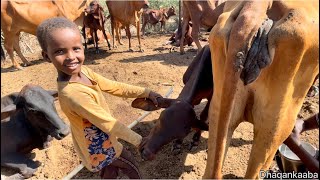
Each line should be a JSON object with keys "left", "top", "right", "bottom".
{"left": 148, "top": 91, "right": 162, "bottom": 107}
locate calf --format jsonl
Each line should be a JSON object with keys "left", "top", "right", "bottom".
{"left": 167, "top": 21, "right": 193, "bottom": 47}
{"left": 1, "top": 85, "right": 70, "bottom": 179}
{"left": 141, "top": 6, "right": 176, "bottom": 36}
{"left": 132, "top": 45, "right": 212, "bottom": 160}
{"left": 83, "top": 0, "right": 111, "bottom": 53}
{"left": 85, "top": 28, "right": 111, "bottom": 46}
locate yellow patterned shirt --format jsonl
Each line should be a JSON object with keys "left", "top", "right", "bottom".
{"left": 57, "top": 66, "right": 150, "bottom": 172}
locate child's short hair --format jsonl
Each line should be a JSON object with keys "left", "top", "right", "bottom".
{"left": 36, "top": 17, "right": 80, "bottom": 51}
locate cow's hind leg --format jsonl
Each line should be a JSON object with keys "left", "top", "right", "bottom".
{"left": 3, "top": 33, "right": 23, "bottom": 70}
{"left": 136, "top": 21, "right": 143, "bottom": 52}
{"left": 1, "top": 153, "right": 39, "bottom": 178}
{"left": 245, "top": 117, "right": 294, "bottom": 179}
{"left": 125, "top": 25, "right": 133, "bottom": 52}
{"left": 13, "top": 34, "right": 31, "bottom": 67}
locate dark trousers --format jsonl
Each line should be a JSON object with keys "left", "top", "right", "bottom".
{"left": 99, "top": 148, "right": 141, "bottom": 179}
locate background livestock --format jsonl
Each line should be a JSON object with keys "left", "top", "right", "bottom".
{"left": 1, "top": 32, "right": 318, "bottom": 179}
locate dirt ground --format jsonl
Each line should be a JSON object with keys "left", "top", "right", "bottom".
{"left": 1, "top": 32, "right": 319, "bottom": 179}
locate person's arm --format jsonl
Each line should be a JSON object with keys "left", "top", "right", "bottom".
{"left": 284, "top": 134, "right": 319, "bottom": 173}
{"left": 301, "top": 113, "right": 319, "bottom": 133}
{"left": 283, "top": 113, "right": 319, "bottom": 173}
{"left": 67, "top": 90, "right": 142, "bottom": 147}
{"left": 92, "top": 71, "right": 163, "bottom": 105}
{"left": 93, "top": 71, "right": 151, "bottom": 98}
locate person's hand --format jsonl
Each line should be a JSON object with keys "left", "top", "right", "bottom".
{"left": 292, "top": 119, "right": 305, "bottom": 137}
{"left": 148, "top": 91, "right": 162, "bottom": 107}
{"left": 284, "top": 119, "right": 305, "bottom": 146}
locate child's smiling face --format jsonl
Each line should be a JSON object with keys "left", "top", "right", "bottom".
{"left": 43, "top": 28, "right": 84, "bottom": 78}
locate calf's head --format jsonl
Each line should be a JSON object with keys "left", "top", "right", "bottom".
{"left": 132, "top": 98, "right": 208, "bottom": 160}
{"left": 3, "top": 85, "right": 70, "bottom": 147}
{"left": 165, "top": 6, "right": 176, "bottom": 18}
{"left": 85, "top": 0, "right": 103, "bottom": 14}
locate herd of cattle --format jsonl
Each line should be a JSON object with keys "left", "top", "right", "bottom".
{"left": 1, "top": 0, "right": 319, "bottom": 179}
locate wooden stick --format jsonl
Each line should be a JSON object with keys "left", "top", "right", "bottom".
{"left": 62, "top": 86, "right": 174, "bottom": 180}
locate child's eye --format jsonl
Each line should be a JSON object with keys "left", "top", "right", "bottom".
{"left": 74, "top": 47, "right": 82, "bottom": 51}
{"left": 55, "top": 50, "right": 64, "bottom": 55}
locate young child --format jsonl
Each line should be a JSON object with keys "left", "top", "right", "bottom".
{"left": 36, "top": 17, "right": 162, "bottom": 179}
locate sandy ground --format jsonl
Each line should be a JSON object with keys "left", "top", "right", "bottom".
{"left": 1, "top": 33, "right": 319, "bottom": 179}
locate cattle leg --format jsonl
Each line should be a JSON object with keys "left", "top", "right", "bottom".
{"left": 117, "top": 27, "right": 123, "bottom": 45}
{"left": 93, "top": 29, "right": 99, "bottom": 54}
{"left": 82, "top": 26, "right": 88, "bottom": 50}
{"left": 136, "top": 20, "right": 143, "bottom": 52}
{"left": 244, "top": 110, "right": 296, "bottom": 179}
{"left": 1, "top": 153, "right": 39, "bottom": 178}
{"left": 111, "top": 19, "right": 117, "bottom": 48}
{"left": 190, "top": 24, "right": 202, "bottom": 53}
{"left": 13, "top": 34, "right": 32, "bottom": 68}
{"left": 125, "top": 25, "right": 133, "bottom": 52}
{"left": 102, "top": 29, "right": 111, "bottom": 50}
{"left": 190, "top": 99, "right": 211, "bottom": 150}
{"left": 115, "top": 24, "right": 121, "bottom": 46}
{"left": 180, "top": 17, "right": 189, "bottom": 55}
{"left": 3, "top": 35, "right": 22, "bottom": 70}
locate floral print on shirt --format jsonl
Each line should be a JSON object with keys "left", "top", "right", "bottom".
{"left": 83, "top": 119, "right": 116, "bottom": 172}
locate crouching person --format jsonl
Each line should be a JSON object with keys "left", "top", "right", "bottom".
{"left": 36, "top": 17, "right": 162, "bottom": 179}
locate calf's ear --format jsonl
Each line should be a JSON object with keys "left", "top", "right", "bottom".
{"left": 131, "top": 97, "right": 175, "bottom": 111}
{"left": 131, "top": 98, "right": 160, "bottom": 111}
{"left": 1, "top": 104, "right": 16, "bottom": 120}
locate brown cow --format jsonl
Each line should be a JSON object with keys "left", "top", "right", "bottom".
{"left": 141, "top": 6, "right": 176, "bottom": 36}
{"left": 106, "top": 0, "right": 149, "bottom": 52}
{"left": 1, "top": 0, "right": 90, "bottom": 70}
{"left": 83, "top": 0, "right": 111, "bottom": 53}
{"left": 180, "top": 0, "right": 225, "bottom": 54}
{"left": 204, "top": 1, "right": 319, "bottom": 179}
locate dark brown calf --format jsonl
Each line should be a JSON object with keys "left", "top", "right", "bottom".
{"left": 141, "top": 6, "right": 176, "bottom": 36}
{"left": 82, "top": 0, "right": 111, "bottom": 53}
{"left": 168, "top": 21, "right": 193, "bottom": 47}
{"left": 132, "top": 45, "right": 213, "bottom": 160}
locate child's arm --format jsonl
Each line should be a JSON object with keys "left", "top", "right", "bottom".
{"left": 93, "top": 70, "right": 151, "bottom": 98}
{"left": 68, "top": 90, "right": 142, "bottom": 147}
